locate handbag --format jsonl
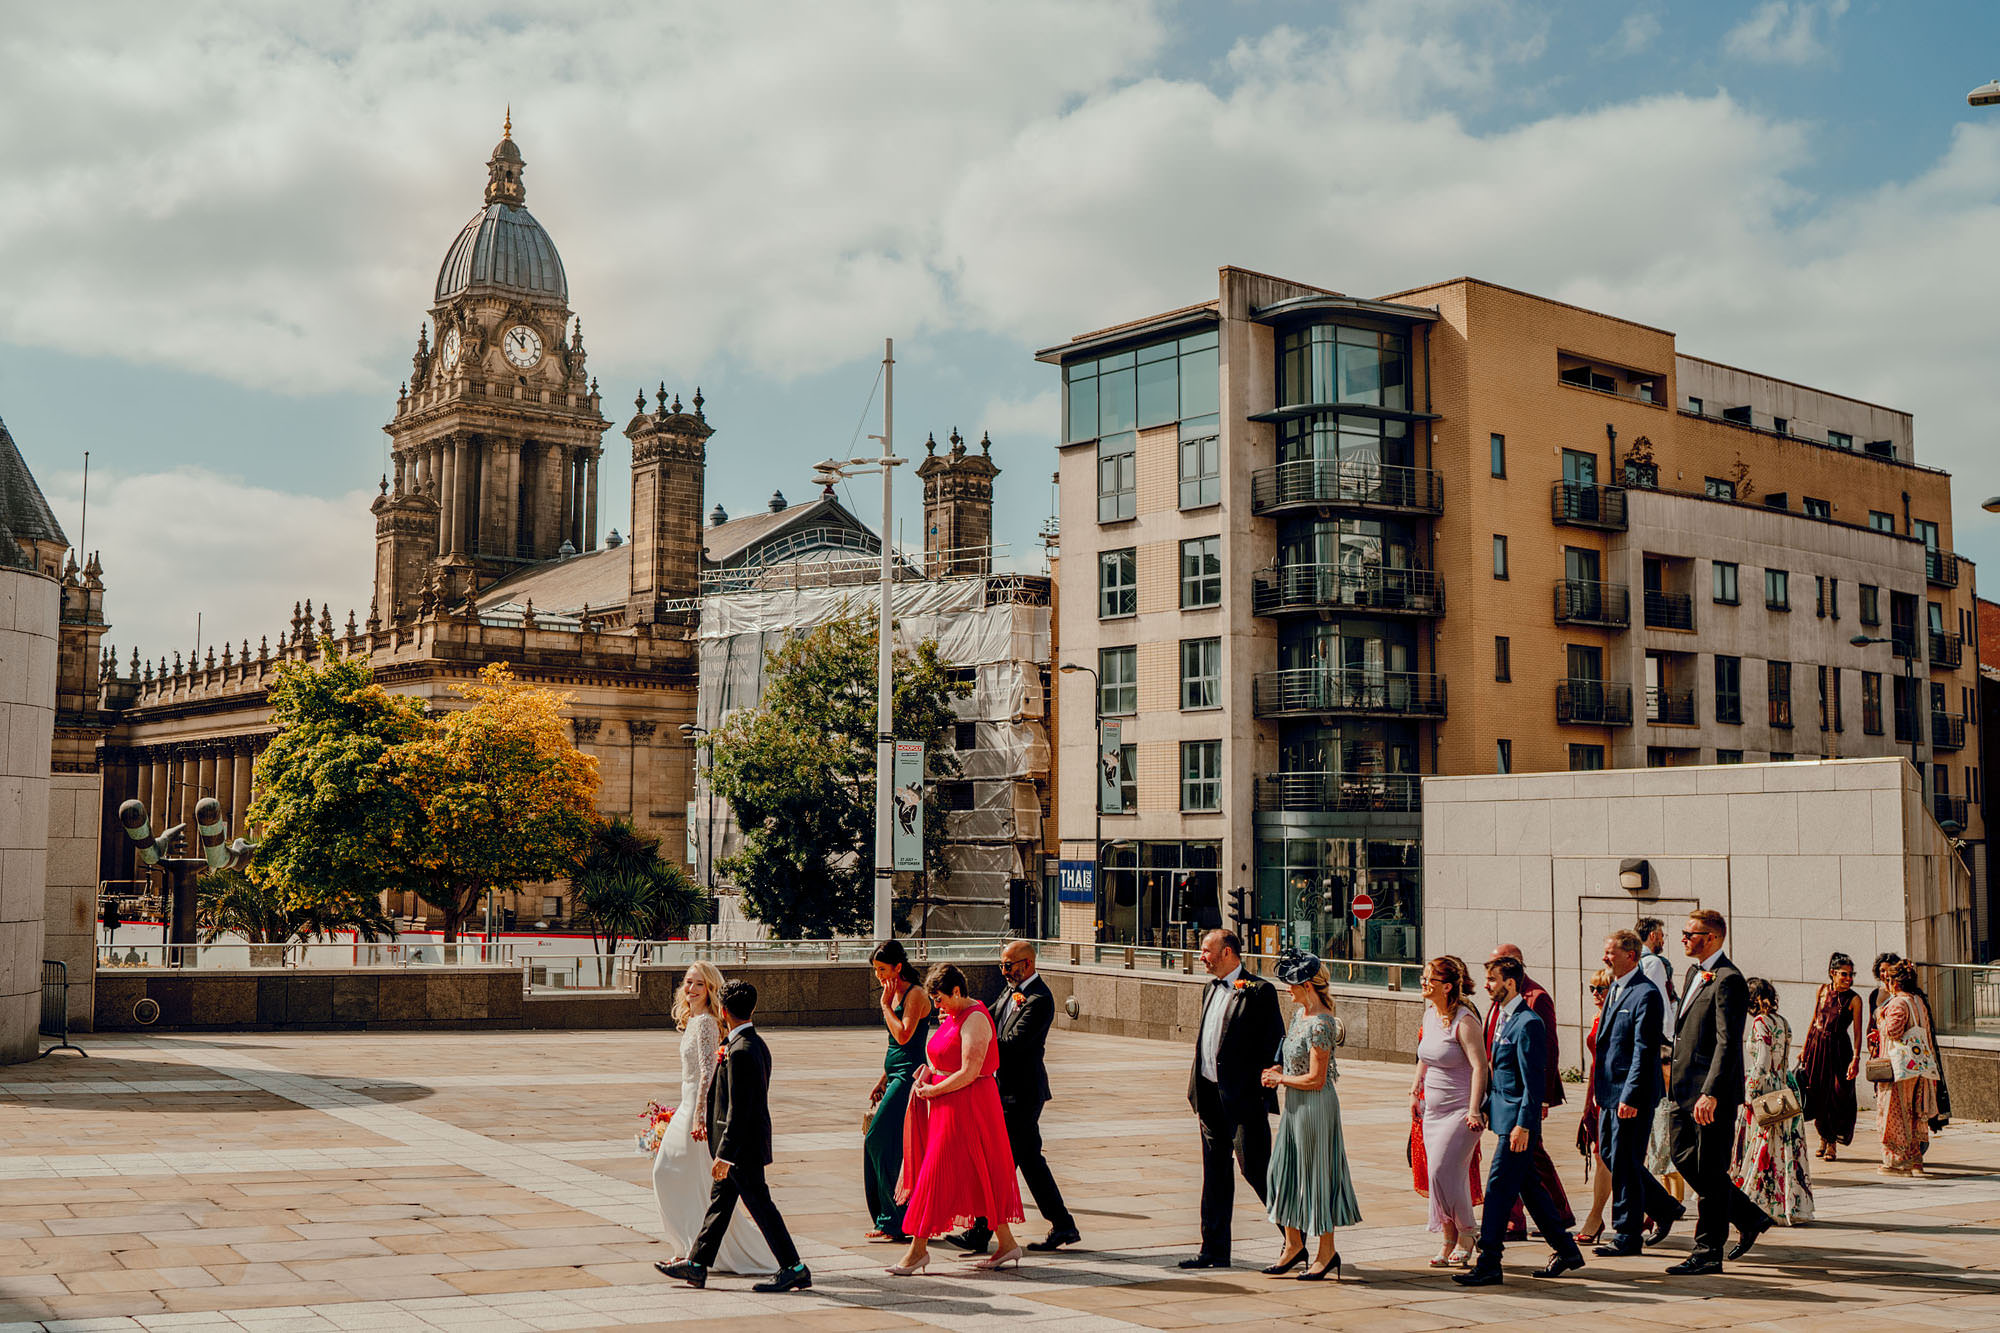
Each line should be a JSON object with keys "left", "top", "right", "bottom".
{"left": 1751, "top": 1083, "right": 1801, "bottom": 1129}
{"left": 1863, "top": 1056, "right": 1894, "bottom": 1083}
{"left": 1889, "top": 1025, "right": 1941, "bottom": 1083}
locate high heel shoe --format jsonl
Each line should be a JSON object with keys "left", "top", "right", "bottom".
{"left": 885, "top": 1256, "right": 931, "bottom": 1276}
{"left": 1263, "top": 1249, "right": 1308, "bottom": 1275}
{"left": 973, "top": 1245, "right": 1023, "bottom": 1271}
{"left": 1298, "top": 1253, "right": 1341, "bottom": 1282}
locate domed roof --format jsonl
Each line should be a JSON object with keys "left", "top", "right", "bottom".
{"left": 435, "top": 203, "right": 567, "bottom": 303}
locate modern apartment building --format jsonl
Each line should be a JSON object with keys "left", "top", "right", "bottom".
{"left": 1040, "top": 269, "right": 1983, "bottom": 965}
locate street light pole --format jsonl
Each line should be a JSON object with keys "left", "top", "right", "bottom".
{"left": 1059, "top": 662, "right": 1101, "bottom": 942}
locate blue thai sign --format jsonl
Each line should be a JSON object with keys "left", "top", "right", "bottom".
{"left": 1057, "top": 860, "right": 1096, "bottom": 903}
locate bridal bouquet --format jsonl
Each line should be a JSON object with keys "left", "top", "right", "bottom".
{"left": 635, "top": 1101, "right": 675, "bottom": 1155}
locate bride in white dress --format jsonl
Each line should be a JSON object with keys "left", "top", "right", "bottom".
{"left": 652, "top": 963, "right": 779, "bottom": 1273}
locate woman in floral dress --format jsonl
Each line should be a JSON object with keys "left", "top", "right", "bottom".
{"left": 1731, "top": 977, "right": 1813, "bottom": 1223}
{"left": 1874, "top": 959, "right": 1939, "bottom": 1176}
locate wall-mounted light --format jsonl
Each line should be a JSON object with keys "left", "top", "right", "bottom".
{"left": 1619, "top": 858, "right": 1651, "bottom": 894}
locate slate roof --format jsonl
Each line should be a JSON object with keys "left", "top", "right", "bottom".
{"left": 435, "top": 202, "right": 568, "bottom": 304}
{"left": 0, "top": 414, "right": 67, "bottom": 569}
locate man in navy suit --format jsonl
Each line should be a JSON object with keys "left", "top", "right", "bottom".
{"left": 1456, "top": 955, "right": 1585, "bottom": 1286}
{"left": 1590, "top": 930, "right": 1683, "bottom": 1256}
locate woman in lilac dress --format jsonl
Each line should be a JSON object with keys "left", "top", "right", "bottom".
{"left": 1409, "top": 954, "right": 1487, "bottom": 1267}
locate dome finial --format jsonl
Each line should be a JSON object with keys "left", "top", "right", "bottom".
{"left": 485, "top": 115, "right": 526, "bottom": 207}
{"left": 503, "top": 104, "right": 512, "bottom": 140}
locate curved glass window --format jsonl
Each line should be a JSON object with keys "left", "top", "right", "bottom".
{"left": 1277, "top": 413, "right": 1411, "bottom": 468}
{"left": 1064, "top": 330, "right": 1219, "bottom": 445}
{"left": 1280, "top": 324, "right": 1408, "bottom": 411}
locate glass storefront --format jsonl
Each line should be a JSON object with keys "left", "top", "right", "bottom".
{"left": 1255, "top": 836, "right": 1421, "bottom": 967}
{"left": 1098, "top": 840, "right": 1221, "bottom": 948}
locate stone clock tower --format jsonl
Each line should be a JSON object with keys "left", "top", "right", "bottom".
{"left": 375, "top": 116, "right": 609, "bottom": 618}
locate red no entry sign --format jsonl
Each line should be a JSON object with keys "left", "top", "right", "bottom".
{"left": 1351, "top": 892, "right": 1375, "bottom": 921}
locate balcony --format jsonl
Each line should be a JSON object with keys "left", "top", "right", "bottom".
{"left": 1553, "top": 579, "right": 1630, "bottom": 628}
{"left": 1643, "top": 590, "right": 1695, "bottom": 631}
{"left": 1251, "top": 459, "right": 1443, "bottom": 518}
{"left": 1556, "top": 678, "right": 1635, "bottom": 727}
{"left": 1930, "top": 630, "right": 1964, "bottom": 669}
{"left": 1927, "top": 549, "right": 1959, "bottom": 588}
{"left": 1257, "top": 771, "right": 1422, "bottom": 814}
{"left": 1252, "top": 563, "right": 1445, "bottom": 618}
{"left": 1551, "top": 480, "right": 1628, "bottom": 531}
{"left": 1934, "top": 792, "right": 1970, "bottom": 830}
{"left": 1645, "top": 687, "right": 1696, "bottom": 726}
{"left": 1932, "top": 711, "right": 1967, "bottom": 751}
{"left": 1253, "top": 668, "right": 1447, "bottom": 720}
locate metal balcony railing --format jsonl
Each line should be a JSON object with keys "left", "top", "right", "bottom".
{"left": 1934, "top": 793, "right": 1970, "bottom": 829}
{"left": 1252, "top": 668, "right": 1447, "bottom": 720}
{"left": 1930, "top": 630, "right": 1963, "bottom": 669}
{"left": 1551, "top": 480, "right": 1628, "bottom": 530}
{"left": 1927, "top": 549, "right": 1959, "bottom": 588}
{"left": 1556, "top": 678, "right": 1634, "bottom": 726}
{"left": 1931, "top": 711, "right": 1967, "bottom": 751}
{"left": 1250, "top": 460, "right": 1444, "bottom": 517}
{"left": 1257, "top": 771, "right": 1422, "bottom": 814}
{"left": 1646, "top": 687, "right": 1696, "bottom": 725}
{"left": 1553, "top": 579, "right": 1630, "bottom": 628}
{"left": 1251, "top": 563, "right": 1445, "bottom": 618}
{"left": 1643, "top": 589, "right": 1695, "bottom": 631}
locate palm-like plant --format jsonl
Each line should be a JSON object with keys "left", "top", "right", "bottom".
{"left": 572, "top": 817, "right": 706, "bottom": 980}
{"left": 197, "top": 868, "right": 398, "bottom": 953}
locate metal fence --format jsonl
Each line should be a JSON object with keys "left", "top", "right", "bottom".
{"left": 1919, "top": 962, "right": 2000, "bottom": 1038}
{"left": 37, "top": 960, "right": 85, "bottom": 1058}
{"left": 97, "top": 941, "right": 516, "bottom": 970}
{"left": 1048, "top": 941, "right": 1423, "bottom": 992}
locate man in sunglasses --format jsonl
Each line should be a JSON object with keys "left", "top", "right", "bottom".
{"left": 1662, "top": 909, "right": 1771, "bottom": 1274}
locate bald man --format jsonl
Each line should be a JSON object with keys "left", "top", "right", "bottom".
{"left": 944, "top": 940, "right": 1081, "bottom": 1254}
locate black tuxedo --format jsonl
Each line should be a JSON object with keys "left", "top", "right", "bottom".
{"left": 1187, "top": 969, "right": 1286, "bottom": 1261}
{"left": 1667, "top": 954, "right": 1767, "bottom": 1260}
{"left": 964, "top": 974, "right": 1075, "bottom": 1242}
{"left": 690, "top": 1024, "right": 799, "bottom": 1272}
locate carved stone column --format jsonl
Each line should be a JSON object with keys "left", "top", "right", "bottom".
{"left": 233, "top": 748, "right": 255, "bottom": 831}
{"left": 451, "top": 434, "right": 472, "bottom": 554}
{"left": 196, "top": 750, "right": 217, "bottom": 813}
{"left": 149, "top": 753, "right": 169, "bottom": 830}
{"left": 436, "top": 443, "right": 456, "bottom": 556}
{"left": 557, "top": 445, "right": 575, "bottom": 551}
{"left": 584, "top": 453, "right": 599, "bottom": 551}
{"left": 628, "top": 720, "right": 656, "bottom": 822}
{"left": 215, "top": 746, "right": 235, "bottom": 832}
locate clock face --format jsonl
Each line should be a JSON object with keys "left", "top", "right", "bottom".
{"left": 503, "top": 324, "right": 543, "bottom": 369}
{"left": 440, "top": 327, "right": 461, "bottom": 369}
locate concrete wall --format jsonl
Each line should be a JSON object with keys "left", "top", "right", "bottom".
{"left": 0, "top": 566, "right": 58, "bottom": 1062}
{"left": 1422, "top": 756, "right": 1974, "bottom": 1062}
{"left": 43, "top": 774, "right": 95, "bottom": 1030}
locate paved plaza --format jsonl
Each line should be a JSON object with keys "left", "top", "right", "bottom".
{"left": 2, "top": 1024, "right": 1999, "bottom": 1331}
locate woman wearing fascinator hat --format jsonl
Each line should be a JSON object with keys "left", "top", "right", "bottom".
{"left": 1259, "top": 947, "right": 1361, "bottom": 1282}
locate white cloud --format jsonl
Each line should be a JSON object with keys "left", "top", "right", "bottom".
{"left": 1601, "top": 11, "right": 1661, "bottom": 58}
{"left": 1723, "top": 0, "right": 1848, "bottom": 66}
{"left": 37, "top": 467, "right": 375, "bottom": 665}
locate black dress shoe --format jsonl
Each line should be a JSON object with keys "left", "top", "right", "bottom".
{"left": 1726, "top": 1217, "right": 1772, "bottom": 1262}
{"left": 1643, "top": 1206, "right": 1685, "bottom": 1247}
{"left": 752, "top": 1263, "right": 811, "bottom": 1293}
{"left": 1535, "top": 1253, "right": 1585, "bottom": 1279}
{"left": 941, "top": 1230, "right": 990, "bottom": 1254}
{"left": 1665, "top": 1254, "right": 1723, "bottom": 1276}
{"left": 1453, "top": 1265, "right": 1504, "bottom": 1287}
{"left": 1593, "top": 1239, "right": 1644, "bottom": 1257}
{"left": 1178, "top": 1254, "right": 1230, "bottom": 1269}
{"left": 655, "top": 1259, "right": 706, "bottom": 1288}
{"left": 1027, "top": 1227, "right": 1082, "bottom": 1252}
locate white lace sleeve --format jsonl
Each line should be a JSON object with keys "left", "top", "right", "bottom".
{"left": 691, "top": 1013, "right": 721, "bottom": 1132}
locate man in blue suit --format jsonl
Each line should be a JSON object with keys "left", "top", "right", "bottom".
{"left": 1590, "top": 929, "right": 1684, "bottom": 1256}
{"left": 1455, "top": 955, "right": 1585, "bottom": 1286}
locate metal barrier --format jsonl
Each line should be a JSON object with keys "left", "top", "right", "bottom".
{"left": 97, "top": 941, "right": 515, "bottom": 970}
{"left": 1919, "top": 962, "right": 2000, "bottom": 1038}
{"left": 1056, "top": 942, "right": 1422, "bottom": 993}
{"left": 632, "top": 936, "right": 1014, "bottom": 969}
{"left": 36, "top": 960, "right": 85, "bottom": 1058}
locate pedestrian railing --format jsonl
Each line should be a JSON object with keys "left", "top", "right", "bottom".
{"left": 96, "top": 941, "right": 515, "bottom": 969}
{"left": 631, "top": 936, "right": 1015, "bottom": 969}
{"left": 1917, "top": 962, "right": 2000, "bottom": 1038}
{"left": 37, "top": 961, "right": 85, "bottom": 1058}
{"left": 1051, "top": 941, "right": 1423, "bottom": 992}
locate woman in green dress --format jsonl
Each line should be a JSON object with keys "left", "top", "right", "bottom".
{"left": 864, "top": 940, "right": 934, "bottom": 1242}
{"left": 1261, "top": 947, "right": 1361, "bottom": 1281}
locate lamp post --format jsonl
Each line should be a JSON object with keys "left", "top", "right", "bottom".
{"left": 1969, "top": 78, "right": 2000, "bottom": 107}
{"left": 1058, "top": 661, "right": 1103, "bottom": 942}
{"left": 679, "top": 722, "right": 715, "bottom": 941}
{"left": 1852, "top": 631, "right": 1924, "bottom": 800}
{"left": 813, "top": 337, "right": 904, "bottom": 940}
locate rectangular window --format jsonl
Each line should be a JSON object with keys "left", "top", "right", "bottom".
{"left": 1894, "top": 675, "right": 1919, "bottom": 743}
{"left": 1859, "top": 584, "right": 1880, "bottom": 626}
{"left": 1713, "top": 561, "right": 1739, "bottom": 605}
{"left": 1178, "top": 423, "right": 1220, "bottom": 509}
{"left": 1569, "top": 744, "right": 1606, "bottom": 771}
{"left": 1180, "top": 740, "right": 1222, "bottom": 812}
{"left": 1180, "top": 536, "right": 1221, "bottom": 608}
{"left": 1818, "top": 665, "right": 1831, "bottom": 731}
{"left": 1768, "top": 660, "right": 1793, "bottom": 729}
{"left": 1829, "top": 577, "right": 1839, "bottom": 620}
{"left": 1497, "top": 739, "right": 1512, "bottom": 774}
{"left": 1973, "top": 767, "right": 1982, "bottom": 807}
{"left": 1765, "top": 568, "right": 1789, "bottom": 610}
{"left": 1829, "top": 430, "right": 1854, "bottom": 449}
{"left": 1773, "top": 417, "right": 1789, "bottom": 436}
{"left": 1097, "top": 433, "right": 1136, "bottom": 522}
{"left": 955, "top": 721, "right": 978, "bottom": 752}
{"left": 1180, "top": 638, "right": 1221, "bottom": 711}
{"left": 1869, "top": 510, "right": 1897, "bottom": 534}
{"left": 1495, "top": 635, "right": 1512, "bottom": 682}
{"left": 1490, "top": 433, "right": 1506, "bottom": 477}
{"left": 1862, "top": 671, "right": 1884, "bottom": 734}
{"left": 1772, "top": 752, "right": 1794, "bottom": 763}
{"left": 1717, "top": 749, "right": 1745, "bottom": 764}
{"left": 1493, "top": 535, "right": 1509, "bottom": 580}
{"left": 1804, "top": 496, "right": 1832, "bottom": 520}
{"left": 1098, "top": 547, "right": 1136, "bottom": 618}
{"left": 1714, "top": 655, "right": 1742, "bottom": 724}
{"left": 1764, "top": 493, "right": 1789, "bottom": 511}
{"left": 1099, "top": 646, "right": 1137, "bottom": 716}
{"left": 1116, "top": 744, "right": 1137, "bottom": 812}
{"left": 1815, "top": 575, "right": 1827, "bottom": 618}
{"left": 1705, "top": 477, "right": 1736, "bottom": 501}
{"left": 1687, "top": 396, "right": 1704, "bottom": 415}
{"left": 1833, "top": 665, "right": 1844, "bottom": 732}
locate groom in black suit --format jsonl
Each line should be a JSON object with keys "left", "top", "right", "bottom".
{"left": 1181, "top": 928, "right": 1287, "bottom": 1269}
{"left": 1663, "top": 910, "right": 1771, "bottom": 1274}
{"left": 946, "top": 940, "right": 1081, "bottom": 1255}
{"left": 656, "top": 980, "right": 812, "bottom": 1293}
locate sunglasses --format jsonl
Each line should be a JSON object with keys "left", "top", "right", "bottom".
{"left": 1590, "top": 984, "right": 1609, "bottom": 994}
{"left": 1681, "top": 929, "right": 1714, "bottom": 940}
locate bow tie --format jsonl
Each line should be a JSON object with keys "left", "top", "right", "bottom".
{"left": 1211, "top": 977, "right": 1230, "bottom": 987}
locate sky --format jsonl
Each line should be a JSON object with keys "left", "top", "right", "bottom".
{"left": 2, "top": 0, "right": 1999, "bottom": 660}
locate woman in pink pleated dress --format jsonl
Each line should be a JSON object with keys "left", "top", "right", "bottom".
{"left": 889, "top": 962, "right": 1025, "bottom": 1275}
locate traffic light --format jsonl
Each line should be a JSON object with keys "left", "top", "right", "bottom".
{"left": 1228, "top": 884, "right": 1250, "bottom": 927}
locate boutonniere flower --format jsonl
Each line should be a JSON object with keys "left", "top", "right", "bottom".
{"left": 1701, "top": 971, "right": 1715, "bottom": 985}
{"left": 1232, "top": 979, "right": 1252, "bottom": 992}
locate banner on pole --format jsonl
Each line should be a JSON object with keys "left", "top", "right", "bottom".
{"left": 1097, "top": 719, "right": 1123, "bottom": 813}
{"left": 685, "top": 800, "right": 699, "bottom": 868}
{"left": 892, "top": 741, "right": 925, "bottom": 872}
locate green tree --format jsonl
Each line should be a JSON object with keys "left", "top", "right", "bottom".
{"left": 572, "top": 816, "right": 705, "bottom": 981}
{"left": 708, "top": 617, "right": 968, "bottom": 938}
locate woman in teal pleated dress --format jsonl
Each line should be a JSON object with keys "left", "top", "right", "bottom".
{"left": 864, "top": 940, "right": 934, "bottom": 1242}
{"left": 1261, "top": 947, "right": 1361, "bottom": 1282}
